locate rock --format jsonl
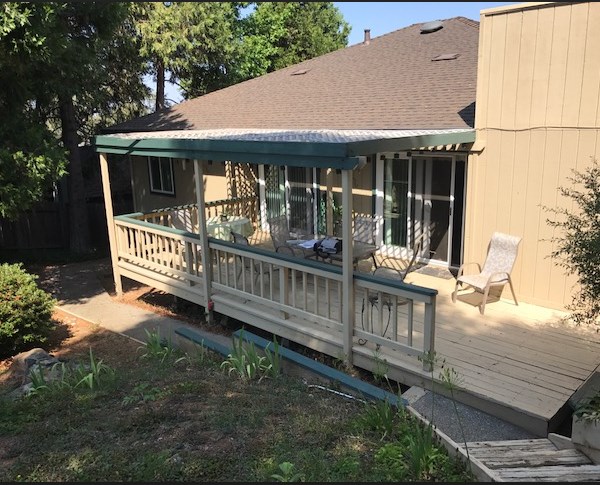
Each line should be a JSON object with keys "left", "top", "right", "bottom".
{"left": 13, "top": 348, "right": 60, "bottom": 373}
{"left": 3, "top": 348, "right": 62, "bottom": 392}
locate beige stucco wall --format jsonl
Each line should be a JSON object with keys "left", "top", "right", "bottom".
{"left": 130, "top": 156, "right": 228, "bottom": 213}
{"left": 465, "top": 1, "right": 600, "bottom": 309}
{"left": 320, "top": 158, "right": 375, "bottom": 217}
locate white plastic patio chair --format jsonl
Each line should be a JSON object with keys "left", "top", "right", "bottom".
{"left": 451, "top": 232, "right": 522, "bottom": 314}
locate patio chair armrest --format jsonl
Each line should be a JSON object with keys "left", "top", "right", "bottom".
{"left": 485, "top": 272, "right": 511, "bottom": 286}
{"left": 457, "top": 262, "right": 482, "bottom": 278}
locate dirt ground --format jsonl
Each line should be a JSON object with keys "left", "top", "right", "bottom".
{"left": 0, "top": 308, "right": 140, "bottom": 392}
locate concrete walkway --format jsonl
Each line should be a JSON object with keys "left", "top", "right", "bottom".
{"left": 37, "top": 258, "right": 231, "bottom": 349}
{"left": 37, "top": 257, "right": 539, "bottom": 446}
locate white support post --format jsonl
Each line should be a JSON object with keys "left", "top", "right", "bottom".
{"left": 194, "top": 159, "right": 213, "bottom": 324}
{"left": 258, "top": 164, "right": 268, "bottom": 232}
{"left": 422, "top": 297, "right": 436, "bottom": 371}
{"left": 99, "top": 152, "right": 122, "bottom": 296}
{"left": 326, "top": 168, "right": 334, "bottom": 235}
{"left": 341, "top": 168, "right": 354, "bottom": 365}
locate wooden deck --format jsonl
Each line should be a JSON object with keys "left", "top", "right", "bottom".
{"left": 400, "top": 270, "right": 600, "bottom": 436}
{"left": 111, "top": 217, "right": 600, "bottom": 437}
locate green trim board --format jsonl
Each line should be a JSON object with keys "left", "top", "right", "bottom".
{"left": 355, "top": 272, "right": 438, "bottom": 299}
{"left": 95, "top": 135, "right": 357, "bottom": 169}
{"left": 94, "top": 130, "right": 475, "bottom": 170}
{"left": 232, "top": 328, "right": 406, "bottom": 407}
{"left": 175, "top": 326, "right": 232, "bottom": 357}
{"left": 174, "top": 325, "right": 406, "bottom": 407}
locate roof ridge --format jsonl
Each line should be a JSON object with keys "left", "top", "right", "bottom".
{"left": 453, "top": 16, "right": 480, "bottom": 28}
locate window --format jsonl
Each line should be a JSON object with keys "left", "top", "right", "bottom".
{"left": 147, "top": 157, "right": 174, "bottom": 195}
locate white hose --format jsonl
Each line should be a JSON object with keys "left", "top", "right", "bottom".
{"left": 306, "top": 384, "right": 367, "bottom": 404}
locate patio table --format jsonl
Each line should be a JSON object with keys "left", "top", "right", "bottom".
{"left": 288, "top": 237, "right": 377, "bottom": 267}
{"left": 206, "top": 215, "right": 253, "bottom": 241}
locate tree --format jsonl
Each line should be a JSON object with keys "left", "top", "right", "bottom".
{"left": 236, "top": 2, "right": 350, "bottom": 80}
{"left": 0, "top": 2, "right": 149, "bottom": 252}
{"left": 0, "top": 3, "right": 67, "bottom": 219}
{"left": 136, "top": 2, "right": 350, "bottom": 104}
{"left": 545, "top": 157, "right": 600, "bottom": 326}
{"left": 135, "top": 2, "right": 244, "bottom": 110}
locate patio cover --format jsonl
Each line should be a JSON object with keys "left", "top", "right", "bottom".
{"left": 94, "top": 128, "right": 475, "bottom": 170}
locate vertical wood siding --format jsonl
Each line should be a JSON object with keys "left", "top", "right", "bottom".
{"left": 466, "top": 2, "right": 600, "bottom": 309}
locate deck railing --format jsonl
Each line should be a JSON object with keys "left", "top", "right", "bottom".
{"left": 111, "top": 211, "right": 436, "bottom": 370}
{"left": 131, "top": 196, "right": 259, "bottom": 233}
{"left": 114, "top": 215, "right": 204, "bottom": 287}
{"left": 210, "top": 239, "right": 345, "bottom": 333}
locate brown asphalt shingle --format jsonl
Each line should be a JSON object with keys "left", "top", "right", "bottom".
{"left": 107, "top": 17, "right": 478, "bottom": 134}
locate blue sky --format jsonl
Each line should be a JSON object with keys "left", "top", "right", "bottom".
{"left": 163, "top": 2, "right": 515, "bottom": 103}
{"left": 336, "top": 2, "right": 516, "bottom": 45}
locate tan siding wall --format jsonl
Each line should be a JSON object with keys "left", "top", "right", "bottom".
{"left": 466, "top": 2, "right": 600, "bottom": 309}
{"left": 318, "top": 160, "right": 374, "bottom": 219}
{"left": 131, "top": 156, "right": 228, "bottom": 213}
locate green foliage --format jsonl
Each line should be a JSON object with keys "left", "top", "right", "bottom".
{"left": 220, "top": 330, "right": 281, "bottom": 382}
{"left": 134, "top": 2, "right": 242, "bottom": 106}
{"left": 135, "top": 2, "right": 350, "bottom": 103}
{"left": 0, "top": 3, "right": 148, "bottom": 238}
{"left": 363, "top": 405, "right": 470, "bottom": 482}
{"left": 240, "top": 2, "right": 350, "bottom": 78}
{"left": 0, "top": 131, "right": 66, "bottom": 220}
{"left": 440, "top": 364, "right": 472, "bottom": 471}
{"left": 122, "top": 382, "right": 168, "bottom": 406}
{"left": 574, "top": 391, "right": 600, "bottom": 424}
{"left": 545, "top": 157, "right": 600, "bottom": 326}
{"left": 73, "top": 347, "right": 116, "bottom": 390}
{"left": 0, "top": 263, "right": 56, "bottom": 355}
{"left": 138, "top": 328, "right": 185, "bottom": 366}
{"left": 271, "top": 461, "right": 304, "bottom": 482}
{"left": 356, "top": 398, "right": 399, "bottom": 441}
{"left": 28, "top": 347, "right": 115, "bottom": 396}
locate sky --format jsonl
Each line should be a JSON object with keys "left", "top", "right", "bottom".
{"left": 163, "top": 1, "right": 516, "bottom": 103}
{"left": 336, "top": 2, "right": 516, "bottom": 46}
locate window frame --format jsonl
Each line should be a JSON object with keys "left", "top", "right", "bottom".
{"left": 147, "top": 156, "right": 175, "bottom": 196}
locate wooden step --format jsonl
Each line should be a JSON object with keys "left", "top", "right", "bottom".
{"left": 464, "top": 438, "right": 600, "bottom": 482}
{"left": 497, "top": 464, "right": 600, "bottom": 482}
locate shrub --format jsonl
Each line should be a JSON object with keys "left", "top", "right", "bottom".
{"left": 545, "top": 157, "right": 600, "bottom": 326}
{"left": 0, "top": 263, "right": 56, "bottom": 355}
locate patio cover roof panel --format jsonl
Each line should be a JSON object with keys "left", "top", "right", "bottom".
{"left": 94, "top": 128, "right": 475, "bottom": 169}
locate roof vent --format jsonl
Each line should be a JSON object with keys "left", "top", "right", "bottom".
{"left": 291, "top": 68, "right": 309, "bottom": 76}
{"left": 432, "top": 53, "right": 460, "bottom": 61}
{"left": 363, "top": 29, "right": 371, "bottom": 45}
{"left": 420, "top": 20, "right": 444, "bottom": 34}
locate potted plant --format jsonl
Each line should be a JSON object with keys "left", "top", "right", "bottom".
{"left": 572, "top": 391, "right": 600, "bottom": 463}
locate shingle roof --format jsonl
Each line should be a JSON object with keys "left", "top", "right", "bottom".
{"left": 107, "top": 16, "right": 478, "bottom": 134}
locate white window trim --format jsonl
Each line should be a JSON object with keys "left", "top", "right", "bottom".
{"left": 148, "top": 156, "right": 175, "bottom": 195}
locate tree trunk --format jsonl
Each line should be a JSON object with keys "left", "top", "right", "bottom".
{"left": 59, "top": 93, "right": 91, "bottom": 254}
{"left": 156, "top": 58, "right": 165, "bottom": 111}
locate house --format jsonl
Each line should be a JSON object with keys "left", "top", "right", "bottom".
{"left": 467, "top": 1, "right": 600, "bottom": 310}
{"left": 93, "top": 2, "right": 600, "bottom": 436}
{"left": 101, "top": 16, "right": 479, "bottom": 267}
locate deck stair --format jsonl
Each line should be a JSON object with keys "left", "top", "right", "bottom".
{"left": 467, "top": 436, "right": 600, "bottom": 481}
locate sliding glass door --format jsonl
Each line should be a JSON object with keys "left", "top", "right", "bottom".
{"left": 381, "top": 153, "right": 466, "bottom": 267}
{"left": 263, "top": 165, "right": 318, "bottom": 235}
